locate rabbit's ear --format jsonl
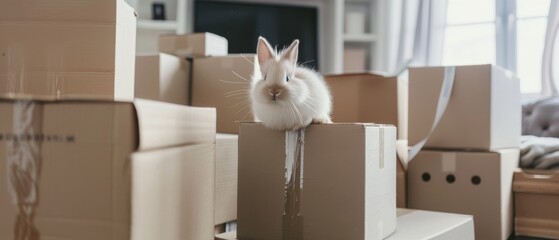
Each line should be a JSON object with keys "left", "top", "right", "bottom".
{"left": 257, "top": 37, "right": 275, "bottom": 66}
{"left": 281, "top": 39, "right": 299, "bottom": 68}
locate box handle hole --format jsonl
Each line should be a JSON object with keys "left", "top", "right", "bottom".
{"left": 471, "top": 175, "right": 481, "bottom": 185}
{"left": 422, "top": 172, "right": 431, "bottom": 182}
{"left": 446, "top": 174, "right": 456, "bottom": 184}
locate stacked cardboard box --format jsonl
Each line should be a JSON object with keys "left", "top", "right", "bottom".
{"left": 0, "top": 2, "right": 220, "bottom": 239}
{"left": 407, "top": 64, "right": 521, "bottom": 240}
{"left": 191, "top": 54, "right": 258, "bottom": 133}
{"left": 158, "top": 33, "right": 255, "bottom": 231}
{"left": 156, "top": 33, "right": 258, "bottom": 133}
{"left": 135, "top": 53, "right": 190, "bottom": 105}
{"left": 237, "top": 123, "right": 397, "bottom": 239}
{"left": 159, "top": 32, "right": 228, "bottom": 58}
{"left": 215, "top": 134, "right": 239, "bottom": 226}
{"left": 136, "top": 32, "right": 232, "bottom": 106}
{"left": 324, "top": 72, "right": 407, "bottom": 139}
{"left": 0, "top": 100, "right": 217, "bottom": 239}
{"left": 325, "top": 72, "right": 408, "bottom": 208}
{"left": 0, "top": 0, "right": 137, "bottom": 101}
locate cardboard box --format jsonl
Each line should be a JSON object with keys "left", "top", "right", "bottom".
{"left": 215, "top": 224, "right": 226, "bottom": 235}
{"left": 324, "top": 73, "right": 408, "bottom": 139}
{"left": 408, "top": 64, "right": 520, "bottom": 150}
{"left": 192, "top": 54, "right": 258, "bottom": 133}
{"left": 215, "top": 231, "right": 237, "bottom": 240}
{"left": 397, "top": 159, "right": 406, "bottom": 208}
{"left": 0, "top": 99, "right": 216, "bottom": 239}
{"left": 215, "top": 134, "right": 239, "bottom": 225}
{"left": 132, "top": 144, "right": 215, "bottom": 240}
{"left": 387, "top": 209, "right": 474, "bottom": 240}
{"left": 408, "top": 149, "right": 519, "bottom": 240}
{"left": 238, "top": 123, "right": 397, "bottom": 240}
{"left": 213, "top": 209, "right": 475, "bottom": 240}
{"left": 135, "top": 53, "right": 190, "bottom": 105}
{"left": 396, "top": 139, "right": 407, "bottom": 208}
{"left": 0, "top": 0, "right": 137, "bottom": 101}
{"left": 159, "top": 32, "right": 228, "bottom": 58}
{"left": 513, "top": 169, "right": 559, "bottom": 239}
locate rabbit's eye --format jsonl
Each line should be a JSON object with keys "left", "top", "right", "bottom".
{"left": 264, "top": 75, "right": 267, "bottom": 80}
{"left": 285, "top": 75, "right": 290, "bottom": 82}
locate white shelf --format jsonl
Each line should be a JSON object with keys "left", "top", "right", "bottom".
{"left": 137, "top": 19, "right": 178, "bottom": 31}
{"left": 343, "top": 33, "right": 377, "bottom": 42}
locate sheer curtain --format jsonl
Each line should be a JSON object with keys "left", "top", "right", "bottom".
{"left": 410, "top": 0, "right": 448, "bottom": 67}
{"left": 379, "top": 0, "right": 448, "bottom": 74}
{"left": 542, "top": 0, "right": 559, "bottom": 95}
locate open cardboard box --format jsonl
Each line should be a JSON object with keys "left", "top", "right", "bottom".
{"left": 238, "top": 122, "right": 396, "bottom": 240}
{"left": 0, "top": 0, "right": 137, "bottom": 101}
{"left": 0, "top": 99, "right": 216, "bottom": 240}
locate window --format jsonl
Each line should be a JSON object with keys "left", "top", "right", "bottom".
{"left": 442, "top": 0, "right": 550, "bottom": 95}
{"left": 516, "top": 0, "right": 550, "bottom": 93}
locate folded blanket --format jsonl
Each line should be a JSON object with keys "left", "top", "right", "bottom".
{"left": 520, "top": 135, "right": 559, "bottom": 169}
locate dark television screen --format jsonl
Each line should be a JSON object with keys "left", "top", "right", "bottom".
{"left": 194, "top": 1, "right": 319, "bottom": 70}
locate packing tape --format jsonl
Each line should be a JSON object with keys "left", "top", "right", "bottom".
{"left": 5, "top": 46, "right": 25, "bottom": 96}
{"left": 283, "top": 128, "right": 305, "bottom": 240}
{"left": 441, "top": 152, "right": 457, "bottom": 173}
{"left": 6, "top": 100, "right": 41, "bottom": 240}
{"left": 400, "top": 66, "right": 456, "bottom": 169}
{"left": 5, "top": 45, "right": 66, "bottom": 99}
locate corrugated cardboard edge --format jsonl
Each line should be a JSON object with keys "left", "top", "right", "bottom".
{"left": 215, "top": 134, "right": 239, "bottom": 225}
{"left": 134, "top": 99, "right": 216, "bottom": 150}
{"left": 0, "top": 98, "right": 217, "bottom": 151}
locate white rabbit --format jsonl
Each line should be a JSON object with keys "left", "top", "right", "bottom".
{"left": 250, "top": 37, "right": 332, "bottom": 131}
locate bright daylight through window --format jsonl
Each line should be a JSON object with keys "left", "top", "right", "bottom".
{"left": 442, "top": 0, "right": 550, "bottom": 94}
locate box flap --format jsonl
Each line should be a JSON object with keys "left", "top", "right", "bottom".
{"left": 133, "top": 99, "right": 216, "bottom": 151}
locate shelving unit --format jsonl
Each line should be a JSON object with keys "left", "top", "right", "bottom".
{"left": 342, "top": 0, "right": 378, "bottom": 72}
{"left": 137, "top": 19, "right": 179, "bottom": 31}
{"left": 121, "top": 0, "right": 385, "bottom": 74}
{"left": 343, "top": 33, "right": 378, "bottom": 42}
{"left": 126, "top": 0, "right": 188, "bottom": 53}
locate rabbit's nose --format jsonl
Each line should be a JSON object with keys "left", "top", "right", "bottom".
{"left": 268, "top": 88, "right": 281, "bottom": 100}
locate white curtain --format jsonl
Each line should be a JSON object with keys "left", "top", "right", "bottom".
{"left": 378, "top": 0, "right": 448, "bottom": 74}
{"left": 542, "top": 0, "right": 559, "bottom": 95}
{"left": 410, "top": 0, "right": 448, "bottom": 67}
